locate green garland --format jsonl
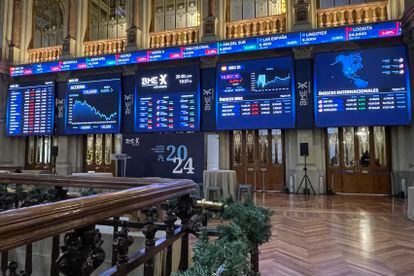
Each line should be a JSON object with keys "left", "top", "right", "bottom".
{"left": 174, "top": 197, "right": 272, "bottom": 276}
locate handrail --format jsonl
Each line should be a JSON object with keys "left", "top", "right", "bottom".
{"left": 0, "top": 179, "right": 196, "bottom": 252}
{"left": 0, "top": 172, "right": 172, "bottom": 190}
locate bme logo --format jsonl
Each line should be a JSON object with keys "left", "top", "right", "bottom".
{"left": 141, "top": 74, "right": 168, "bottom": 88}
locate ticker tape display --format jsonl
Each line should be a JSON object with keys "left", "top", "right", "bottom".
{"left": 10, "top": 21, "right": 401, "bottom": 77}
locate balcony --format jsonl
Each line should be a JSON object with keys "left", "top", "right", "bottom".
{"left": 149, "top": 27, "right": 200, "bottom": 48}
{"left": 27, "top": 45, "right": 62, "bottom": 63}
{"left": 317, "top": 1, "right": 388, "bottom": 28}
{"left": 226, "top": 14, "right": 287, "bottom": 39}
{"left": 83, "top": 37, "right": 126, "bottom": 57}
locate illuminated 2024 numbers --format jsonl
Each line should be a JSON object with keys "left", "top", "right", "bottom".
{"left": 166, "top": 145, "right": 195, "bottom": 175}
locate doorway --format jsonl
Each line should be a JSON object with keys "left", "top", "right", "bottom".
{"left": 83, "top": 134, "right": 122, "bottom": 175}
{"left": 231, "top": 129, "right": 285, "bottom": 191}
{"left": 326, "top": 126, "right": 391, "bottom": 194}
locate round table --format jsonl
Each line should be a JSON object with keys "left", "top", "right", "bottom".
{"left": 203, "top": 170, "right": 238, "bottom": 200}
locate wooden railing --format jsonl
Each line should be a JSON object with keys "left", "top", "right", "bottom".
{"left": 0, "top": 173, "right": 198, "bottom": 276}
{"left": 27, "top": 45, "right": 62, "bottom": 63}
{"left": 317, "top": 1, "right": 388, "bottom": 28}
{"left": 226, "top": 14, "right": 287, "bottom": 39}
{"left": 83, "top": 37, "right": 126, "bottom": 57}
{"left": 0, "top": 173, "right": 172, "bottom": 190}
{"left": 149, "top": 27, "right": 200, "bottom": 48}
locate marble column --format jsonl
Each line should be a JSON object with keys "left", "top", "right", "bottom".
{"left": 201, "top": 0, "right": 219, "bottom": 42}
{"left": 126, "top": 0, "right": 141, "bottom": 51}
{"left": 61, "top": 0, "right": 77, "bottom": 59}
{"left": 292, "top": 0, "right": 312, "bottom": 31}
{"left": 8, "top": 0, "right": 22, "bottom": 64}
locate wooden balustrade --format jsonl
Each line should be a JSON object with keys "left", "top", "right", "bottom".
{"left": 0, "top": 179, "right": 195, "bottom": 252}
{"left": 149, "top": 27, "right": 199, "bottom": 49}
{"left": 317, "top": 1, "right": 388, "bottom": 28}
{"left": 0, "top": 175, "right": 198, "bottom": 276}
{"left": 27, "top": 45, "right": 62, "bottom": 63}
{"left": 83, "top": 37, "right": 126, "bottom": 57}
{"left": 0, "top": 173, "right": 258, "bottom": 276}
{"left": 226, "top": 14, "right": 287, "bottom": 39}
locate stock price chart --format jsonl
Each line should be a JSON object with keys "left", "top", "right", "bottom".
{"left": 314, "top": 46, "right": 411, "bottom": 127}
{"left": 65, "top": 78, "right": 121, "bottom": 134}
{"left": 135, "top": 65, "right": 200, "bottom": 133}
{"left": 6, "top": 82, "right": 55, "bottom": 136}
{"left": 217, "top": 56, "right": 295, "bottom": 130}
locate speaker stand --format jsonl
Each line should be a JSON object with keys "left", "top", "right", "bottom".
{"left": 295, "top": 155, "right": 315, "bottom": 195}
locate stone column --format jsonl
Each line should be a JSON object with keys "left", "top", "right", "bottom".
{"left": 292, "top": 0, "right": 312, "bottom": 31}
{"left": 61, "top": 0, "right": 77, "bottom": 59}
{"left": 126, "top": 0, "right": 141, "bottom": 51}
{"left": 283, "top": 46, "right": 326, "bottom": 194}
{"left": 201, "top": 0, "right": 219, "bottom": 42}
{"left": 8, "top": 0, "right": 22, "bottom": 64}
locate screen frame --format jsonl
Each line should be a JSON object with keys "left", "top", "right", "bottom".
{"left": 215, "top": 55, "right": 296, "bottom": 131}
{"left": 63, "top": 75, "right": 123, "bottom": 135}
{"left": 313, "top": 45, "right": 412, "bottom": 128}
{"left": 134, "top": 64, "right": 201, "bottom": 133}
{"left": 6, "top": 81, "right": 56, "bottom": 137}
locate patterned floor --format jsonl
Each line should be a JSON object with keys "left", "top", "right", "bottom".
{"left": 253, "top": 193, "right": 414, "bottom": 276}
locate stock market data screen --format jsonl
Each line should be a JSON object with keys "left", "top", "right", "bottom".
{"left": 135, "top": 65, "right": 200, "bottom": 133}
{"left": 65, "top": 78, "right": 121, "bottom": 134}
{"left": 314, "top": 46, "right": 411, "bottom": 127}
{"left": 6, "top": 82, "right": 55, "bottom": 136}
{"left": 216, "top": 56, "right": 295, "bottom": 130}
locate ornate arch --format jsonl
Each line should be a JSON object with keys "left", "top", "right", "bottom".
{"left": 33, "top": 0, "right": 64, "bottom": 48}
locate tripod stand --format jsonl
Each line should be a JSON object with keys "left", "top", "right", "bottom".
{"left": 296, "top": 155, "right": 316, "bottom": 195}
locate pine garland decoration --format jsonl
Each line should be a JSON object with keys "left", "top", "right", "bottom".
{"left": 173, "top": 197, "right": 272, "bottom": 276}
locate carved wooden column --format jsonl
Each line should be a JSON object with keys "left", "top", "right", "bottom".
{"left": 164, "top": 207, "right": 177, "bottom": 276}
{"left": 56, "top": 226, "right": 105, "bottom": 276}
{"left": 8, "top": 0, "right": 22, "bottom": 64}
{"left": 142, "top": 207, "right": 157, "bottom": 276}
{"left": 202, "top": 0, "right": 219, "bottom": 42}
{"left": 175, "top": 195, "right": 193, "bottom": 272}
{"left": 113, "top": 227, "right": 134, "bottom": 265}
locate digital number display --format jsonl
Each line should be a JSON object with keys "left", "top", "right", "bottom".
{"left": 314, "top": 46, "right": 411, "bottom": 127}
{"left": 9, "top": 21, "right": 401, "bottom": 77}
{"left": 6, "top": 82, "right": 55, "bottom": 136}
{"left": 65, "top": 78, "right": 121, "bottom": 134}
{"left": 217, "top": 56, "right": 295, "bottom": 130}
{"left": 135, "top": 65, "right": 200, "bottom": 132}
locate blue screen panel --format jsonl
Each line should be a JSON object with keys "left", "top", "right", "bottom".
{"left": 314, "top": 46, "right": 411, "bottom": 127}
{"left": 216, "top": 56, "right": 295, "bottom": 130}
{"left": 135, "top": 65, "right": 200, "bottom": 133}
{"left": 64, "top": 78, "right": 122, "bottom": 134}
{"left": 6, "top": 82, "right": 55, "bottom": 136}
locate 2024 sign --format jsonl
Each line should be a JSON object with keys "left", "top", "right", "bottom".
{"left": 165, "top": 145, "right": 195, "bottom": 175}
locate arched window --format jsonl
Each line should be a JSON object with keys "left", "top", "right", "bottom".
{"left": 33, "top": 0, "right": 64, "bottom": 48}
{"left": 89, "top": 0, "right": 127, "bottom": 41}
{"left": 318, "top": 0, "right": 378, "bottom": 9}
{"left": 229, "top": 0, "right": 286, "bottom": 22}
{"left": 153, "top": 0, "right": 200, "bottom": 32}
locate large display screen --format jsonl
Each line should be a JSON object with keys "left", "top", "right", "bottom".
{"left": 64, "top": 78, "right": 121, "bottom": 134}
{"left": 217, "top": 56, "right": 295, "bottom": 130}
{"left": 314, "top": 46, "right": 411, "bottom": 127}
{"left": 135, "top": 65, "right": 200, "bottom": 132}
{"left": 6, "top": 82, "right": 55, "bottom": 136}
